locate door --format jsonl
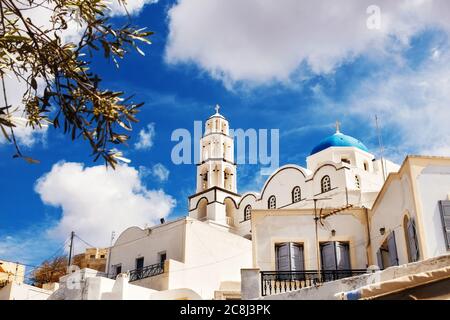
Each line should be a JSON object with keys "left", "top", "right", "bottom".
{"left": 407, "top": 220, "right": 419, "bottom": 262}
{"left": 387, "top": 232, "right": 399, "bottom": 266}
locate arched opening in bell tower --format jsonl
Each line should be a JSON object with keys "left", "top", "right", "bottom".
{"left": 224, "top": 167, "right": 233, "bottom": 190}
{"left": 197, "top": 198, "right": 208, "bottom": 221}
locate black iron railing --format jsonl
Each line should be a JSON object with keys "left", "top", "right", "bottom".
{"left": 260, "top": 269, "right": 368, "bottom": 296}
{"left": 128, "top": 262, "right": 164, "bottom": 282}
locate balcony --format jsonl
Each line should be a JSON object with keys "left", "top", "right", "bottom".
{"left": 260, "top": 269, "right": 369, "bottom": 296}
{"left": 128, "top": 262, "right": 164, "bottom": 282}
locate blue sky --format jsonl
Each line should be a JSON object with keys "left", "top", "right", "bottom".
{"left": 2, "top": 0, "right": 450, "bottom": 268}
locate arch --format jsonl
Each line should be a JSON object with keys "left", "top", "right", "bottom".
{"left": 224, "top": 198, "right": 235, "bottom": 226}
{"left": 259, "top": 165, "right": 309, "bottom": 200}
{"left": 292, "top": 186, "right": 301, "bottom": 203}
{"left": 321, "top": 175, "right": 331, "bottom": 193}
{"left": 403, "top": 212, "right": 419, "bottom": 263}
{"left": 224, "top": 167, "right": 233, "bottom": 190}
{"left": 201, "top": 168, "right": 208, "bottom": 190}
{"left": 244, "top": 205, "right": 252, "bottom": 221}
{"left": 237, "top": 193, "right": 259, "bottom": 209}
{"left": 223, "top": 196, "right": 238, "bottom": 209}
{"left": 307, "top": 162, "right": 340, "bottom": 181}
{"left": 197, "top": 198, "right": 208, "bottom": 220}
{"left": 268, "top": 195, "right": 276, "bottom": 209}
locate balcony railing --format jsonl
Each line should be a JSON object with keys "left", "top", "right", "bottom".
{"left": 128, "top": 262, "right": 164, "bottom": 282}
{"left": 260, "top": 269, "right": 369, "bottom": 296}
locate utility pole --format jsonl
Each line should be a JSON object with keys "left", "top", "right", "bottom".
{"left": 313, "top": 199, "right": 321, "bottom": 281}
{"left": 305, "top": 196, "right": 332, "bottom": 281}
{"left": 68, "top": 231, "right": 75, "bottom": 267}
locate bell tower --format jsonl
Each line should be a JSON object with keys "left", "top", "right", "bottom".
{"left": 196, "top": 105, "right": 237, "bottom": 193}
{"left": 188, "top": 105, "right": 240, "bottom": 229}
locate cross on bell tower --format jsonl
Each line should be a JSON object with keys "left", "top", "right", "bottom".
{"left": 215, "top": 104, "right": 220, "bottom": 114}
{"left": 335, "top": 120, "right": 341, "bottom": 133}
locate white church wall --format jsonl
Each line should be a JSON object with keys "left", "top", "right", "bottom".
{"left": 259, "top": 166, "right": 308, "bottom": 210}
{"left": 414, "top": 163, "right": 450, "bottom": 258}
{"left": 369, "top": 169, "right": 417, "bottom": 267}
{"left": 108, "top": 220, "right": 186, "bottom": 276}
{"left": 166, "top": 219, "right": 252, "bottom": 299}
{"left": 252, "top": 210, "right": 368, "bottom": 271}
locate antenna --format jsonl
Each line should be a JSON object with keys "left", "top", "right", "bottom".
{"left": 375, "top": 115, "right": 386, "bottom": 181}
{"left": 110, "top": 231, "right": 116, "bottom": 246}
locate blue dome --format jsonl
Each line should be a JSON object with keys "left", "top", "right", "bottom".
{"left": 310, "top": 132, "right": 369, "bottom": 155}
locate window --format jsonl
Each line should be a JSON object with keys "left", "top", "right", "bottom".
{"left": 292, "top": 186, "right": 301, "bottom": 203}
{"left": 100, "top": 254, "right": 105, "bottom": 259}
{"left": 275, "top": 243, "right": 304, "bottom": 272}
{"left": 90, "top": 254, "right": 95, "bottom": 259}
{"left": 376, "top": 231, "right": 399, "bottom": 269}
{"left": 321, "top": 175, "right": 331, "bottom": 193}
{"left": 115, "top": 265, "right": 122, "bottom": 275}
{"left": 364, "top": 161, "right": 369, "bottom": 171}
{"left": 438, "top": 201, "right": 450, "bottom": 250}
{"left": 403, "top": 216, "right": 419, "bottom": 262}
{"left": 268, "top": 195, "right": 276, "bottom": 209}
{"left": 320, "top": 241, "right": 351, "bottom": 270}
{"left": 135, "top": 257, "right": 144, "bottom": 270}
{"left": 244, "top": 205, "right": 252, "bottom": 221}
{"left": 355, "top": 175, "right": 361, "bottom": 189}
{"left": 341, "top": 158, "right": 350, "bottom": 164}
{"left": 159, "top": 252, "right": 167, "bottom": 265}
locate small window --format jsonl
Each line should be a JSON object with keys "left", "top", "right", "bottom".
{"left": 135, "top": 257, "right": 144, "bottom": 270}
{"left": 115, "top": 265, "right": 122, "bottom": 275}
{"left": 292, "top": 186, "right": 301, "bottom": 203}
{"left": 321, "top": 175, "right": 331, "bottom": 193}
{"left": 100, "top": 254, "right": 105, "bottom": 259}
{"left": 268, "top": 196, "right": 276, "bottom": 209}
{"left": 275, "top": 243, "right": 304, "bottom": 271}
{"left": 341, "top": 158, "right": 350, "bottom": 164}
{"left": 364, "top": 162, "right": 369, "bottom": 171}
{"left": 159, "top": 252, "right": 167, "bottom": 265}
{"left": 355, "top": 175, "right": 361, "bottom": 189}
{"left": 244, "top": 205, "right": 252, "bottom": 221}
{"left": 320, "top": 241, "right": 351, "bottom": 270}
{"left": 90, "top": 255, "right": 95, "bottom": 259}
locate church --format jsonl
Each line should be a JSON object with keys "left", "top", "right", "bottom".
{"left": 94, "top": 107, "right": 450, "bottom": 299}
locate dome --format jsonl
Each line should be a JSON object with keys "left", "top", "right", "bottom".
{"left": 310, "top": 131, "right": 369, "bottom": 155}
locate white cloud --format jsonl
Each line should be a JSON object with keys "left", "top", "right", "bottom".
{"left": 0, "top": 0, "right": 156, "bottom": 148}
{"left": 139, "top": 163, "right": 170, "bottom": 182}
{"left": 151, "top": 163, "right": 170, "bottom": 181}
{"left": 107, "top": 0, "right": 158, "bottom": 17}
{"left": 134, "top": 123, "right": 156, "bottom": 150}
{"left": 312, "top": 45, "right": 450, "bottom": 160}
{"left": 34, "top": 161, "right": 176, "bottom": 248}
{"left": 165, "top": 0, "right": 450, "bottom": 86}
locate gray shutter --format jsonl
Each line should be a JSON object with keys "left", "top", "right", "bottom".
{"left": 276, "top": 243, "right": 291, "bottom": 271}
{"left": 321, "top": 242, "right": 337, "bottom": 270}
{"left": 376, "top": 249, "right": 384, "bottom": 269}
{"left": 387, "top": 232, "right": 399, "bottom": 266}
{"left": 290, "top": 244, "right": 304, "bottom": 271}
{"left": 407, "top": 220, "right": 419, "bottom": 262}
{"left": 335, "top": 242, "right": 351, "bottom": 270}
{"left": 439, "top": 200, "right": 450, "bottom": 249}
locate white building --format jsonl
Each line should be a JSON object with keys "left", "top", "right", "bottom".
{"left": 106, "top": 107, "right": 450, "bottom": 300}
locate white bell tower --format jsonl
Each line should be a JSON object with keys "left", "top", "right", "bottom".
{"left": 196, "top": 105, "right": 237, "bottom": 193}
{"left": 188, "top": 105, "right": 241, "bottom": 230}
